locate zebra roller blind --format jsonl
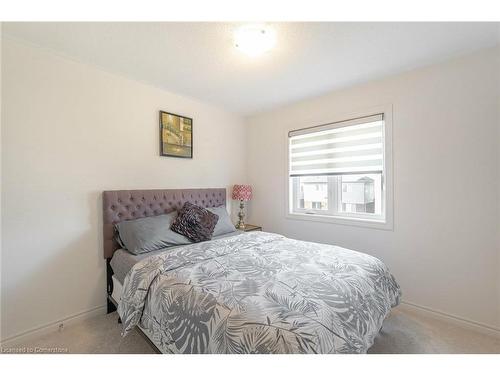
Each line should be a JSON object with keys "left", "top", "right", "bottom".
{"left": 289, "top": 114, "right": 384, "bottom": 177}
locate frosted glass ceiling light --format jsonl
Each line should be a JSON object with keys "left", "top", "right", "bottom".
{"left": 234, "top": 25, "right": 276, "bottom": 57}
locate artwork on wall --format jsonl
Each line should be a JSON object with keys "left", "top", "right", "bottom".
{"left": 159, "top": 110, "right": 193, "bottom": 158}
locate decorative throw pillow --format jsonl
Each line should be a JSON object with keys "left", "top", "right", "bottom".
{"left": 171, "top": 202, "right": 219, "bottom": 242}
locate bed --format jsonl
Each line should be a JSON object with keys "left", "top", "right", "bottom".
{"left": 103, "top": 188, "right": 401, "bottom": 354}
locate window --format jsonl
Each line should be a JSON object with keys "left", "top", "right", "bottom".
{"left": 288, "top": 112, "right": 392, "bottom": 227}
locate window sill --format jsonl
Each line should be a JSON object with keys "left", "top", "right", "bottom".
{"left": 285, "top": 212, "right": 393, "bottom": 231}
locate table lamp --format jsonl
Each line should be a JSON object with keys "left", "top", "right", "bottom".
{"left": 232, "top": 184, "right": 253, "bottom": 229}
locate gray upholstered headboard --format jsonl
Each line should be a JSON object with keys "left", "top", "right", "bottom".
{"left": 102, "top": 188, "right": 226, "bottom": 259}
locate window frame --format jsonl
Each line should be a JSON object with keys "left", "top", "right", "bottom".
{"left": 285, "top": 105, "right": 394, "bottom": 231}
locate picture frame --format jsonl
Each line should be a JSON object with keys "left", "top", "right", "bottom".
{"left": 159, "top": 110, "right": 193, "bottom": 158}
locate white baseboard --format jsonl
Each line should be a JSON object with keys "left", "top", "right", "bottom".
{"left": 399, "top": 300, "right": 500, "bottom": 338}
{"left": 0, "top": 305, "right": 107, "bottom": 347}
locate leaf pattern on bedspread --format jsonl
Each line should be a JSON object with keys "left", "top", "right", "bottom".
{"left": 118, "top": 232, "right": 401, "bottom": 354}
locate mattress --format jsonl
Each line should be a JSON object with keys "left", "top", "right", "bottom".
{"left": 111, "top": 275, "right": 123, "bottom": 304}
{"left": 110, "top": 231, "right": 243, "bottom": 284}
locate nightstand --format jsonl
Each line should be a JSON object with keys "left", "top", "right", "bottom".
{"left": 241, "top": 224, "right": 262, "bottom": 232}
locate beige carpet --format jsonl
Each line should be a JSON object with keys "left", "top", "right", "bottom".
{"left": 2, "top": 305, "right": 499, "bottom": 354}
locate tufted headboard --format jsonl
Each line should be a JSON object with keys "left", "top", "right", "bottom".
{"left": 102, "top": 188, "right": 226, "bottom": 259}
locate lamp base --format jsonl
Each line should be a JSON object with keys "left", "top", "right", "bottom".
{"left": 235, "top": 200, "right": 246, "bottom": 229}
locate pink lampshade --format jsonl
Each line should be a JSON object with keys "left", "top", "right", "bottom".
{"left": 232, "top": 184, "right": 253, "bottom": 201}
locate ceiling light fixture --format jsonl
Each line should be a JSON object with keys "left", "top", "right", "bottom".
{"left": 234, "top": 24, "right": 276, "bottom": 57}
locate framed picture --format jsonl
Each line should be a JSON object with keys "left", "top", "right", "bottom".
{"left": 159, "top": 110, "right": 193, "bottom": 158}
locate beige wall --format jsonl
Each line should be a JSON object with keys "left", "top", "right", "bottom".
{"left": 1, "top": 38, "right": 247, "bottom": 341}
{"left": 246, "top": 47, "right": 500, "bottom": 329}
{"left": 0, "top": 22, "right": 3, "bottom": 342}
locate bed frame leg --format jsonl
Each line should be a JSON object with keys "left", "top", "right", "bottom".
{"left": 106, "top": 258, "right": 117, "bottom": 314}
{"left": 107, "top": 297, "right": 117, "bottom": 314}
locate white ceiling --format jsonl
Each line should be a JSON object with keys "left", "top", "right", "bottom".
{"left": 4, "top": 22, "right": 499, "bottom": 115}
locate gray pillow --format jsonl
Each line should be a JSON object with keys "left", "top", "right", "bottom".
{"left": 115, "top": 212, "right": 191, "bottom": 255}
{"left": 207, "top": 205, "right": 237, "bottom": 237}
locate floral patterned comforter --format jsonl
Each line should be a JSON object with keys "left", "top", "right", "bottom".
{"left": 118, "top": 231, "right": 400, "bottom": 353}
